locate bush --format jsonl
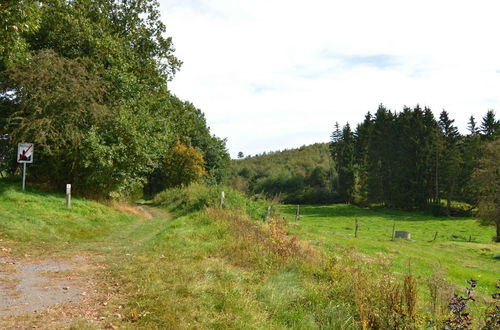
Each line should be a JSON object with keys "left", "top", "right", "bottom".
{"left": 153, "top": 184, "right": 274, "bottom": 220}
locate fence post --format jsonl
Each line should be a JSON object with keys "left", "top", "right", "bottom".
{"left": 66, "top": 184, "right": 71, "bottom": 209}
{"left": 266, "top": 206, "right": 271, "bottom": 221}
{"left": 391, "top": 221, "right": 396, "bottom": 241}
{"left": 354, "top": 218, "right": 359, "bottom": 238}
{"left": 220, "top": 191, "right": 225, "bottom": 208}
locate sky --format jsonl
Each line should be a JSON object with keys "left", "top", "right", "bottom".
{"left": 159, "top": 0, "right": 500, "bottom": 158}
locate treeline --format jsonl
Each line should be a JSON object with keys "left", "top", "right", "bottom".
{"left": 229, "top": 106, "right": 499, "bottom": 215}
{"left": 332, "top": 105, "right": 499, "bottom": 214}
{"left": 0, "top": 0, "right": 230, "bottom": 198}
{"left": 230, "top": 143, "right": 336, "bottom": 204}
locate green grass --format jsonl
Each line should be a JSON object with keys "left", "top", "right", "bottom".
{"left": 0, "top": 181, "right": 135, "bottom": 253}
{"left": 280, "top": 204, "right": 500, "bottom": 297}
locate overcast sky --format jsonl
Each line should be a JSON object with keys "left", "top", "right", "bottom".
{"left": 159, "top": 0, "right": 500, "bottom": 158}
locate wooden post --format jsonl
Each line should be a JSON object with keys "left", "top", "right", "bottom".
{"left": 266, "top": 206, "right": 271, "bottom": 221}
{"left": 354, "top": 218, "right": 359, "bottom": 238}
{"left": 66, "top": 184, "right": 71, "bottom": 209}
{"left": 391, "top": 221, "right": 396, "bottom": 241}
{"left": 220, "top": 191, "right": 225, "bottom": 208}
{"left": 468, "top": 235, "right": 472, "bottom": 242}
{"left": 295, "top": 205, "right": 300, "bottom": 221}
{"left": 432, "top": 231, "right": 438, "bottom": 242}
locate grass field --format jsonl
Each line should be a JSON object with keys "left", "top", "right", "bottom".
{"left": 280, "top": 204, "right": 500, "bottom": 298}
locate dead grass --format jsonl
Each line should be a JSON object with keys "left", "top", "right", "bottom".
{"left": 110, "top": 202, "right": 154, "bottom": 219}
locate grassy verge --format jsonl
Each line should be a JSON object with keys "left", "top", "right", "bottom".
{"left": 0, "top": 180, "right": 136, "bottom": 254}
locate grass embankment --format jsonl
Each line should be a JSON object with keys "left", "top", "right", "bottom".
{"left": 0, "top": 180, "right": 136, "bottom": 254}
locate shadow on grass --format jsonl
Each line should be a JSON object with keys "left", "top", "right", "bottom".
{"left": 0, "top": 178, "right": 69, "bottom": 201}
{"left": 281, "top": 204, "right": 473, "bottom": 222}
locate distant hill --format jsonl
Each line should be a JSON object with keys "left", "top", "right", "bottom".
{"left": 229, "top": 143, "right": 337, "bottom": 204}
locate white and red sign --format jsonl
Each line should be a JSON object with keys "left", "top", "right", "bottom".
{"left": 17, "top": 143, "right": 34, "bottom": 163}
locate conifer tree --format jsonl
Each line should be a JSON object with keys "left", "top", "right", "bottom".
{"left": 337, "top": 124, "right": 356, "bottom": 203}
{"left": 438, "top": 110, "right": 461, "bottom": 215}
{"left": 354, "top": 112, "right": 373, "bottom": 204}
{"left": 480, "top": 110, "right": 500, "bottom": 141}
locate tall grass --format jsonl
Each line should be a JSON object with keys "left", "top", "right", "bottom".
{"left": 153, "top": 183, "right": 274, "bottom": 220}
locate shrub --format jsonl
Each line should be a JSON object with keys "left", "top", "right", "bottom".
{"left": 153, "top": 184, "right": 274, "bottom": 220}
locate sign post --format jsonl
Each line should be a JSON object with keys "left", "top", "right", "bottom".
{"left": 17, "top": 143, "right": 34, "bottom": 191}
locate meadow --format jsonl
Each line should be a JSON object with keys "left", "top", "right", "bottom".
{"left": 280, "top": 204, "right": 499, "bottom": 298}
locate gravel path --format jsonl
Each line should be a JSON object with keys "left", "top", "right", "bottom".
{"left": 0, "top": 258, "right": 83, "bottom": 317}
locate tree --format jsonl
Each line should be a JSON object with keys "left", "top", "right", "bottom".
{"left": 2, "top": 50, "right": 112, "bottom": 189}
{"left": 467, "top": 116, "right": 478, "bottom": 136}
{"left": 237, "top": 151, "right": 244, "bottom": 158}
{"left": 0, "top": 0, "right": 41, "bottom": 70}
{"left": 334, "top": 123, "right": 356, "bottom": 203}
{"left": 438, "top": 110, "right": 462, "bottom": 215}
{"left": 0, "top": 0, "right": 231, "bottom": 198}
{"left": 480, "top": 110, "right": 500, "bottom": 141}
{"left": 329, "top": 122, "right": 342, "bottom": 193}
{"left": 472, "top": 138, "right": 500, "bottom": 242}
{"left": 161, "top": 140, "right": 206, "bottom": 188}
{"left": 354, "top": 112, "right": 373, "bottom": 204}
{"left": 460, "top": 116, "right": 483, "bottom": 204}
{"left": 366, "top": 105, "right": 395, "bottom": 205}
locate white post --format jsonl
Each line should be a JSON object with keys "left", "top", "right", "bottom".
{"left": 22, "top": 163, "right": 26, "bottom": 191}
{"left": 66, "top": 184, "right": 71, "bottom": 209}
{"left": 220, "top": 191, "right": 225, "bottom": 208}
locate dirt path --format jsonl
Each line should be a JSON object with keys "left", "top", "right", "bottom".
{"left": 0, "top": 258, "right": 83, "bottom": 316}
{"left": 0, "top": 205, "right": 171, "bottom": 329}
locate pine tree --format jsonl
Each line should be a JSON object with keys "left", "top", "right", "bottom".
{"left": 480, "top": 110, "right": 500, "bottom": 140}
{"left": 438, "top": 110, "right": 462, "bottom": 215}
{"left": 467, "top": 116, "right": 478, "bottom": 136}
{"left": 367, "top": 105, "right": 394, "bottom": 205}
{"left": 337, "top": 123, "right": 356, "bottom": 203}
{"left": 329, "top": 122, "right": 342, "bottom": 195}
{"left": 354, "top": 112, "right": 373, "bottom": 204}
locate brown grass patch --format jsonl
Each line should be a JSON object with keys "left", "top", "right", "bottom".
{"left": 111, "top": 202, "right": 154, "bottom": 219}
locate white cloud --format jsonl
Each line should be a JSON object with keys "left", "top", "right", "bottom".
{"left": 160, "top": 0, "right": 500, "bottom": 157}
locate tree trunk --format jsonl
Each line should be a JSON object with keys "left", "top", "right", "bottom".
{"left": 446, "top": 197, "right": 451, "bottom": 217}
{"left": 496, "top": 220, "right": 500, "bottom": 243}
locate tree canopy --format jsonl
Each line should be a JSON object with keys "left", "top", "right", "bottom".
{"left": 0, "top": 0, "right": 229, "bottom": 198}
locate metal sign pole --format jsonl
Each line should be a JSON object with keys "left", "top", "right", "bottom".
{"left": 22, "top": 163, "right": 26, "bottom": 191}
{"left": 17, "top": 142, "right": 34, "bottom": 192}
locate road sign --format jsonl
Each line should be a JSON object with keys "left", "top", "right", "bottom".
{"left": 17, "top": 143, "right": 34, "bottom": 163}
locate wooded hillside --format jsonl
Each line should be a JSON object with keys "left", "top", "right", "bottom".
{"left": 230, "top": 143, "right": 337, "bottom": 204}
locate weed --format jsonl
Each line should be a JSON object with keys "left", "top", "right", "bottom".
{"left": 483, "top": 279, "right": 500, "bottom": 329}
{"left": 443, "top": 279, "right": 477, "bottom": 329}
{"left": 268, "top": 215, "right": 299, "bottom": 260}
{"left": 427, "top": 269, "right": 455, "bottom": 322}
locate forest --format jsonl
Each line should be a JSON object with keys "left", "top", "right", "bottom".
{"left": 231, "top": 143, "right": 335, "bottom": 204}
{"left": 230, "top": 106, "right": 499, "bottom": 239}
{"left": 0, "top": 0, "right": 230, "bottom": 198}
